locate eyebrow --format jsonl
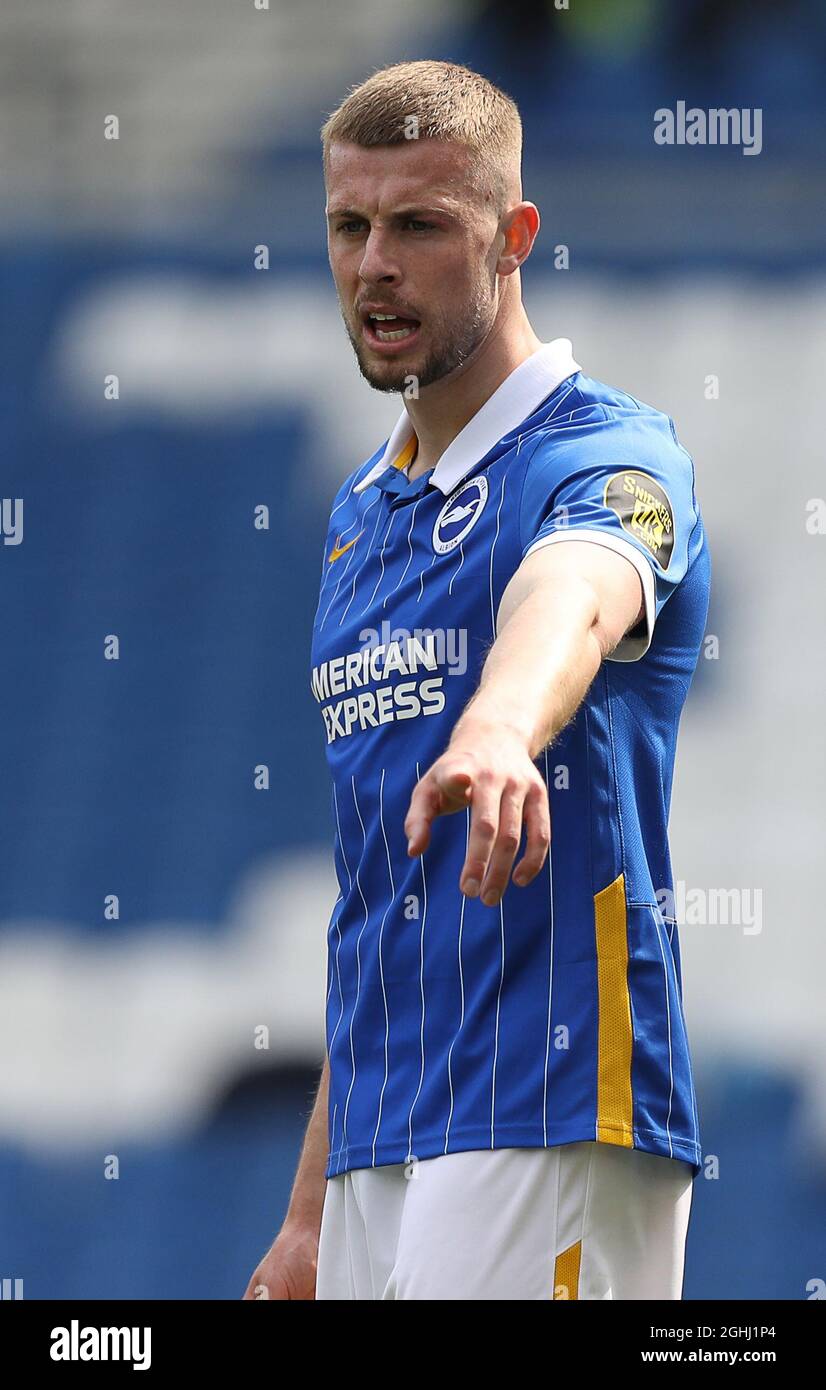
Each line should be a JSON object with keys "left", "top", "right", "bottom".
{"left": 326, "top": 203, "right": 460, "bottom": 223}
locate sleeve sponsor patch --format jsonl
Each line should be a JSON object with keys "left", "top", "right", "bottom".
{"left": 604, "top": 470, "right": 674, "bottom": 569}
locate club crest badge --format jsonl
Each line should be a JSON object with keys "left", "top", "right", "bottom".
{"left": 432, "top": 476, "right": 489, "bottom": 554}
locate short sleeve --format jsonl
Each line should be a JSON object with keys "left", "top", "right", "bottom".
{"left": 518, "top": 408, "right": 699, "bottom": 661}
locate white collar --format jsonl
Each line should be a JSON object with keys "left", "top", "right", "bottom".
{"left": 353, "top": 338, "right": 581, "bottom": 497}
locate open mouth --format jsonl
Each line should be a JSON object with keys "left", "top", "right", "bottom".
{"left": 361, "top": 310, "right": 422, "bottom": 349}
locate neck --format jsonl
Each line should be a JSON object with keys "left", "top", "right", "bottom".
{"left": 405, "top": 298, "right": 543, "bottom": 482}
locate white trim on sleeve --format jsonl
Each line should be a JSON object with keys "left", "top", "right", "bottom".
{"left": 522, "top": 527, "right": 657, "bottom": 662}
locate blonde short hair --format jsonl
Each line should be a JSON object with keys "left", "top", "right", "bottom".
{"left": 320, "top": 60, "right": 522, "bottom": 211}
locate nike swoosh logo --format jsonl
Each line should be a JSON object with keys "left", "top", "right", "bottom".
{"left": 328, "top": 531, "right": 363, "bottom": 563}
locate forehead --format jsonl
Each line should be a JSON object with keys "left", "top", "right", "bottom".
{"left": 325, "top": 139, "right": 482, "bottom": 213}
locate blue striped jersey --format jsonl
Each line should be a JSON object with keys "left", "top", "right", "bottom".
{"left": 310, "top": 339, "right": 709, "bottom": 1180}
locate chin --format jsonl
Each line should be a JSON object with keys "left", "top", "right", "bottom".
{"left": 357, "top": 355, "right": 417, "bottom": 394}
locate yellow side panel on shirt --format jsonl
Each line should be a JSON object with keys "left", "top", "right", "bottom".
{"left": 553, "top": 1241, "right": 581, "bottom": 1300}
{"left": 594, "top": 872, "right": 635, "bottom": 1147}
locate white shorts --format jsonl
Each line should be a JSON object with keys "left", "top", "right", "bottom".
{"left": 315, "top": 1142, "right": 693, "bottom": 1300}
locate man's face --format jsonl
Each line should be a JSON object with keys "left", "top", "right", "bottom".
{"left": 325, "top": 140, "right": 503, "bottom": 392}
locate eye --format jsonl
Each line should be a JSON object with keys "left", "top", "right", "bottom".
{"left": 337, "top": 220, "right": 365, "bottom": 235}
{"left": 406, "top": 219, "right": 434, "bottom": 232}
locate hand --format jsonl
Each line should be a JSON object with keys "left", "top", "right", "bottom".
{"left": 404, "top": 718, "right": 551, "bottom": 906}
{"left": 241, "top": 1220, "right": 319, "bottom": 1300}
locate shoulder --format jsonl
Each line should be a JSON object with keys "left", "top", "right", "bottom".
{"left": 522, "top": 373, "right": 695, "bottom": 488}
{"left": 515, "top": 373, "right": 704, "bottom": 575}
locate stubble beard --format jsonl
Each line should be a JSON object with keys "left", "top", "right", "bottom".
{"left": 342, "top": 287, "right": 495, "bottom": 394}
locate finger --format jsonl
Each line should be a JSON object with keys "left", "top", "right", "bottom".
{"left": 479, "top": 782, "right": 525, "bottom": 905}
{"left": 460, "top": 772, "right": 500, "bottom": 896}
{"left": 438, "top": 764, "right": 474, "bottom": 812}
{"left": 404, "top": 775, "right": 444, "bottom": 856}
{"left": 513, "top": 781, "right": 551, "bottom": 886}
{"left": 405, "top": 766, "right": 472, "bottom": 856}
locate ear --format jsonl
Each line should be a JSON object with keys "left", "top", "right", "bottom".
{"left": 497, "top": 202, "right": 540, "bottom": 277}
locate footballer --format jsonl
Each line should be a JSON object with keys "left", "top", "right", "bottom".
{"left": 244, "top": 58, "right": 709, "bottom": 1302}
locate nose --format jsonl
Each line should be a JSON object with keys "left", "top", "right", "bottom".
{"left": 358, "top": 228, "right": 401, "bottom": 288}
